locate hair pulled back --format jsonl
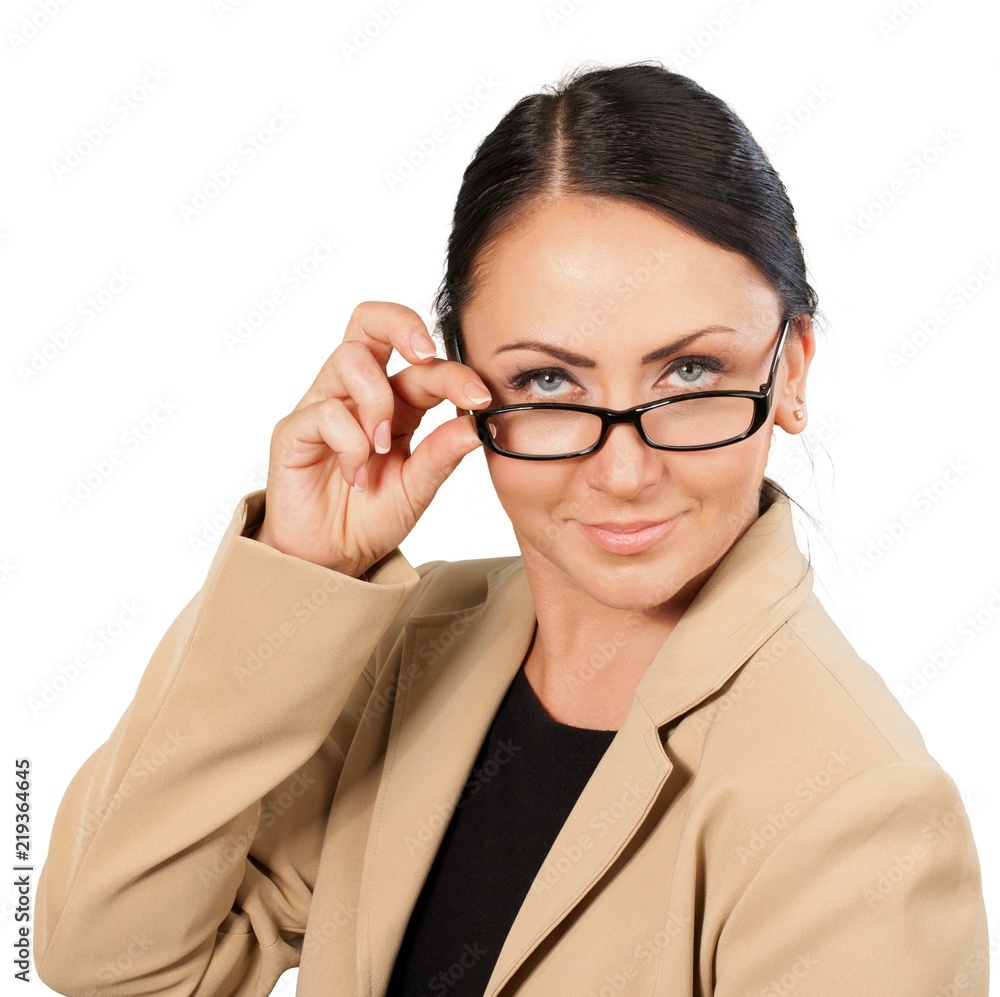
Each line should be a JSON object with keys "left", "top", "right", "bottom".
{"left": 432, "top": 59, "right": 819, "bottom": 359}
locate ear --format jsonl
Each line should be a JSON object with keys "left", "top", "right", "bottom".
{"left": 774, "top": 313, "right": 816, "bottom": 435}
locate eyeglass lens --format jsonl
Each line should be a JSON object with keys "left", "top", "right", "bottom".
{"left": 483, "top": 395, "right": 757, "bottom": 456}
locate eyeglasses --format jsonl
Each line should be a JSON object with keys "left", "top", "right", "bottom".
{"left": 451, "top": 317, "right": 791, "bottom": 460}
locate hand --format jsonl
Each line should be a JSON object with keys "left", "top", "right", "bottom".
{"left": 251, "top": 301, "right": 493, "bottom": 576}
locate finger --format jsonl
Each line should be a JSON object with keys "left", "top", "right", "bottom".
{"left": 300, "top": 340, "right": 398, "bottom": 452}
{"left": 273, "top": 397, "right": 372, "bottom": 489}
{"left": 400, "top": 414, "right": 484, "bottom": 516}
{"left": 296, "top": 301, "right": 437, "bottom": 411}
{"left": 385, "top": 358, "right": 493, "bottom": 438}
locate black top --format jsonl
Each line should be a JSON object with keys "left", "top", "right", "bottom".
{"left": 385, "top": 663, "right": 618, "bottom": 996}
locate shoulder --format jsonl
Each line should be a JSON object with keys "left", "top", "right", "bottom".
{"left": 688, "top": 594, "right": 985, "bottom": 957}
{"left": 703, "top": 590, "right": 932, "bottom": 770}
{"left": 688, "top": 590, "right": 960, "bottom": 867}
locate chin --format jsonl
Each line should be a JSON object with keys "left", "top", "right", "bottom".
{"left": 563, "top": 549, "right": 696, "bottom": 614}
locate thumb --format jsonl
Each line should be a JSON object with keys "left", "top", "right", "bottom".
{"left": 401, "top": 414, "right": 482, "bottom": 513}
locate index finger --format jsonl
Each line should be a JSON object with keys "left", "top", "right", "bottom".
{"left": 345, "top": 300, "right": 437, "bottom": 366}
{"left": 297, "top": 300, "right": 438, "bottom": 410}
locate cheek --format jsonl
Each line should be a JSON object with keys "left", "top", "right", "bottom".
{"left": 669, "top": 442, "right": 767, "bottom": 524}
{"left": 485, "top": 455, "right": 569, "bottom": 521}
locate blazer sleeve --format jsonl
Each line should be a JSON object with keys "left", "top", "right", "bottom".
{"left": 714, "top": 759, "right": 990, "bottom": 996}
{"left": 34, "top": 489, "right": 427, "bottom": 996}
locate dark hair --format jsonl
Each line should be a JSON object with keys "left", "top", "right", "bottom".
{"left": 432, "top": 58, "right": 820, "bottom": 360}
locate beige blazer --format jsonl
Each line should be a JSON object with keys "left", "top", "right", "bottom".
{"left": 35, "top": 479, "right": 989, "bottom": 996}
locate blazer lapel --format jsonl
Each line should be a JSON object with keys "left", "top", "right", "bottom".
{"left": 359, "top": 480, "right": 813, "bottom": 996}
{"left": 358, "top": 558, "right": 537, "bottom": 997}
{"left": 483, "top": 481, "right": 814, "bottom": 992}
{"left": 358, "top": 572, "right": 675, "bottom": 997}
{"left": 482, "top": 696, "right": 675, "bottom": 994}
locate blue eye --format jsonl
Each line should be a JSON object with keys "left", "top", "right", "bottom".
{"left": 505, "top": 367, "right": 572, "bottom": 394}
{"left": 665, "top": 356, "right": 726, "bottom": 390}
{"left": 675, "top": 361, "right": 706, "bottom": 382}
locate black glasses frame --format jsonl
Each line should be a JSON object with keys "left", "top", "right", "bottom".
{"left": 452, "top": 317, "right": 792, "bottom": 460}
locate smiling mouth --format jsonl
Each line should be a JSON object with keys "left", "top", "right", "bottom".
{"left": 576, "top": 515, "right": 681, "bottom": 554}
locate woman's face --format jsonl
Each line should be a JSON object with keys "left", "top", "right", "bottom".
{"left": 458, "top": 194, "right": 813, "bottom": 616}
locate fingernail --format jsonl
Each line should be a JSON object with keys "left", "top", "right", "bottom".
{"left": 464, "top": 380, "right": 492, "bottom": 405}
{"left": 410, "top": 330, "right": 436, "bottom": 359}
{"left": 353, "top": 466, "right": 367, "bottom": 491}
{"left": 374, "top": 419, "right": 391, "bottom": 454}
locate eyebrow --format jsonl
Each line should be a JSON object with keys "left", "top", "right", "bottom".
{"left": 489, "top": 325, "right": 740, "bottom": 366}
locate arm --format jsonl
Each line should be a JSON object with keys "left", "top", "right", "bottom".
{"left": 715, "top": 760, "right": 989, "bottom": 996}
{"left": 34, "top": 490, "right": 426, "bottom": 996}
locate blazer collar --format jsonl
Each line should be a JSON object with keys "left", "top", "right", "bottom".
{"left": 357, "top": 477, "right": 813, "bottom": 996}
{"left": 464, "top": 476, "right": 811, "bottom": 727}
{"left": 634, "top": 476, "right": 812, "bottom": 726}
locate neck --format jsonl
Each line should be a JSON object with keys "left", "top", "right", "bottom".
{"left": 519, "top": 570, "right": 705, "bottom": 731}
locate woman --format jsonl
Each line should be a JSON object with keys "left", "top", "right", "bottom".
{"left": 36, "top": 62, "right": 987, "bottom": 996}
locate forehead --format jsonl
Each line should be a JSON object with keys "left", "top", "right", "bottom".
{"left": 460, "top": 194, "right": 778, "bottom": 359}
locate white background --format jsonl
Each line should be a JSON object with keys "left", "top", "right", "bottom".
{"left": 3, "top": 0, "right": 998, "bottom": 992}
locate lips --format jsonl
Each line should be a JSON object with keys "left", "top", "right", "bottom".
{"left": 576, "top": 515, "right": 681, "bottom": 554}
{"left": 583, "top": 520, "right": 667, "bottom": 532}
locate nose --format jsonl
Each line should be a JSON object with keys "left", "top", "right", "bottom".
{"left": 584, "top": 420, "right": 663, "bottom": 496}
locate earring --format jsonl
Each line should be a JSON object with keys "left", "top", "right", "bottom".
{"left": 793, "top": 409, "right": 804, "bottom": 421}
{"left": 795, "top": 394, "right": 804, "bottom": 404}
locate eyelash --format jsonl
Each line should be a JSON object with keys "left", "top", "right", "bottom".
{"left": 503, "top": 356, "right": 729, "bottom": 394}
